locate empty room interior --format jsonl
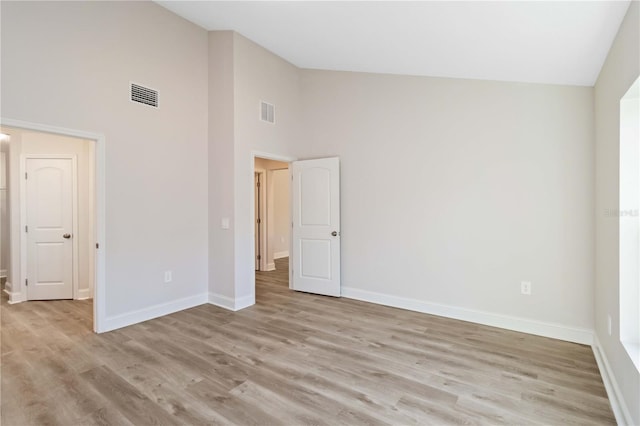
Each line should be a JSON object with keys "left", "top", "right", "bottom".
{"left": 0, "top": 1, "right": 639, "bottom": 425}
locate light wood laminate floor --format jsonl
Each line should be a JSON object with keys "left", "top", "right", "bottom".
{"left": 1, "top": 258, "right": 614, "bottom": 425}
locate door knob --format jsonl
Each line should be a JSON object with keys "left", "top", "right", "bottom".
{"left": 63, "top": 233, "right": 71, "bottom": 239}
{"left": 331, "top": 231, "right": 338, "bottom": 237}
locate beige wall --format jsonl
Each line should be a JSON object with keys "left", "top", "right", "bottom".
{"left": 594, "top": 1, "right": 640, "bottom": 423}
{"left": 1, "top": 1, "right": 209, "bottom": 317}
{"left": 300, "top": 69, "right": 595, "bottom": 330}
{"left": 233, "top": 33, "right": 301, "bottom": 300}
{"left": 208, "top": 31, "right": 236, "bottom": 301}
{"left": 208, "top": 32, "right": 299, "bottom": 304}
{"left": 207, "top": 31, "right": 300, "bottom": 306}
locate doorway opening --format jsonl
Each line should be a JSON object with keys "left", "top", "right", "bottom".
{"left": 0, "top": 122, "right": 103, "bottom": 332}
{"left": 619, "top": 75, "right": 640, "bottom": 371}
{"left": 253, "top": 156, "right": 291, "bottom": 302}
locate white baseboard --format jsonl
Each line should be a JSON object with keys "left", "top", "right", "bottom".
{"left": 0, "top": 269, "right": 6, "bottom": 278}
{"left": 274, "top": 251, "right": 289, "bottom": 259}
{"left": 341, "top": 286, "right": 594, "bottom": 345}
{"left": 208, "top": 292, "right": 236, "bottom": 310}
{"left": 592, "top": 335, "right": 634, "bottom": 426}
{"left": 266, "top": 262, "right": 276, "bottom": 271}
{"left": 208, "top": 292, "right": 255, "bottom": 311}
{"left": 235, "top": 293, "right": 255, "bottom": 310}
{"left": 76, "top": 288, "right": 92, "bottom": 300}
{"left": 101, "top": 293, "right": 208, "bottom": 333}
{"left": 3, "top": 287, "right": 23, "bottom": 304}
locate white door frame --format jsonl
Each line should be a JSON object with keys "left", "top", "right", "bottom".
{"left": 1, "top": 117, "right": 106, "bottom": 333}
{"left": 250, "top": 151, "right": 296, "bottom": 293}
{"left": 254, "top": 168, "right": 268, "bottom": 272}
{"left": 21, "top": 154, "right": 79, "bottom": 300}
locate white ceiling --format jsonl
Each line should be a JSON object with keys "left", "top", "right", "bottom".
{"left": 156, "top": 1, "right": 631, "bottom": 86}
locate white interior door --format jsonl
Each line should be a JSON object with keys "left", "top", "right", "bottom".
{"left": 291, "top": 157, "right": 340, "bottom": 297}
{"left": 26, "top": 158, "right": 74, "bottom": 300}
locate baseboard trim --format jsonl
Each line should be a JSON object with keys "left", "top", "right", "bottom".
{"left": 4, "top": 287, "right": 23, "bottom": 304}
{"left": 0, "top": 269, "right": 7, "bottom": 278}
{"left": 266, "top": 262, "right": 276, "bottom": 271}
{"left": 341, "top": 286, "right": 593, "bottom": 345}
{"left": 76, "top": 288, "right": 92, "bottom": 300}
{"left": 592, "top": 335, "right": 634, "bottom": 426}
{"left": 274, "top": 251, "right": 289, "bottom": 260}
{"left": 101, "top": 293, "right": 208, "bottom": 333}
{"left": 208, "top": 292, "right": 235, "bottom": 310}
{"left": 235, "top": 293, "right": 255, "bottom": 310}
{"left": 208, "top": 292, "right": 255, "bottom": 311}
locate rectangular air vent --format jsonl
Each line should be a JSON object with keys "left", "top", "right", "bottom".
{"left": 130, "top": 82, "right": 158, "bottom": 108}
{"left": 260, "top": 101, "right": 275, "bottom": 123}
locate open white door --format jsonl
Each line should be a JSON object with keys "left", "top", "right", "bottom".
{"left": 291, "top": 157, "right": 340, "bottom": 297}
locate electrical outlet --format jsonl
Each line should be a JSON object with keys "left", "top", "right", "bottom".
{"left": 164, "top": 271, "right": 172, "bottom": 283}
{"left": 607, "top": 315, "right": 612, "bottom": 336}
{"left": 521, "top": 281, "right": 531, "bottom": 295}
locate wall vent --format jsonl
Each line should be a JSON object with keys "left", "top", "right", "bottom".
{"left": 260, "top": 101, "right": 275, "bottom": 124}
{"left": 130, "top": 82, "right": 158, "bottom": 108}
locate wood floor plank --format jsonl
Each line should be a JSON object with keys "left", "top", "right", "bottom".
{"left": 1, "top": 258, "right": 615, "bottom": 425}
{"left": 80, "top": 365, "right": 180, "bottom": 425}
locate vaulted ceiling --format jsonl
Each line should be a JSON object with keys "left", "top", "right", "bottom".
{"left": 156, "top": 1, "right": 631, "bottom": 86}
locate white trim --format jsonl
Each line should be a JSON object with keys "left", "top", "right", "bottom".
{"left": 592, "top": 334, "right": 634, "bottom": 426}
{"left": 274, "top": 251, "right": 289, "bottom": 259}
{"left": 102, "top": 293, "right": 208, "bottom": 332}
{"left": 342, "top": 286, "right": 594, "bottom": 345}
{"left": 0, "top": 269, "right": 6, "bottom": 278}
{"left": 254, "top": 168, "right": 268, "bottom": 272}
{"left": 208, "top": 292, "right": 236, "bottom": 310}
{"left": 0, "top": 152, "right": 6, "bottom": 190}
{"left": 266, "top": 262, "right": 276, "bottom": 271}
{"left": 235, "top": 293, "right": 255, "bottom": 310}
{"left": 208, "top": 292, "right": 255, "bottom": 311}
{"left": 77, "top": 288, "right": 92, "bottom": 300}
{"left": 1, "top": 118, "right": 106, "bottom": 333}
{"left": 251, "top": 152, "right": 296, "bottom": 164}
{"left": 3, "top": 287, "right": 22, "bottom": 304}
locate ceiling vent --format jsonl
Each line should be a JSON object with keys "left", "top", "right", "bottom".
{"left": 260, "top": 101, "right": 275, "bottom": 124}
{"left": 130, "top": 82, "right": 158, "bottom": 108}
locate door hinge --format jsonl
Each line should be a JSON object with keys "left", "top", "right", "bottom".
{"left": 25, "top": 172, "right": 28, "bottom": 179}
{"left": 25, "top": 279, "right": 28, "bottom": 287}
{"left": 257, "top": 181, "right": 260, "bottom": 187}
{"left": 257, "top": 254, "right": 261, "bottom": 261}
{"left": 25, "top": 225, "right": 28, "bottom": 233}
{"left": 257, "top": 218, "right": 261, "bottom": 224}
{"left": 96, "top": 243, "right": 99, "bottom": 249}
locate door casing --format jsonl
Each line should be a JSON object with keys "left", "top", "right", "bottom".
{"left": 254, "top": 170, "right": 267, "bottom": 271}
